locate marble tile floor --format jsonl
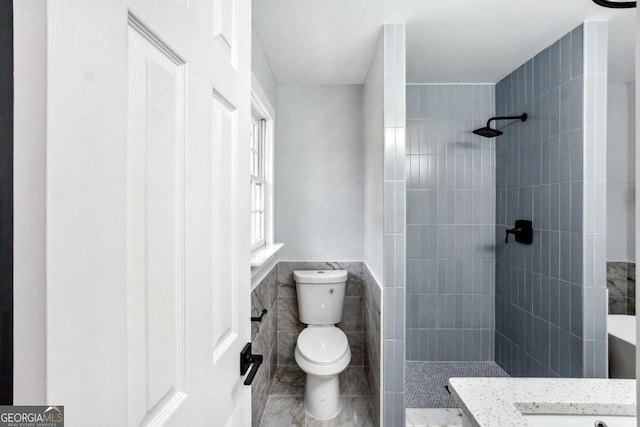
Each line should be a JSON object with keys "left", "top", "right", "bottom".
{"left": 260, "top": 365, "right": 375, "bottom": 426}
{"left": 405, "top": 408, "right": 465, "bottom": 427}
{"left": 406, "top": 361, "right": 509, "bottom": 408}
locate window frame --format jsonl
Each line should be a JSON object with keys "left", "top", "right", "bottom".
{"left": 249, "top": 86, "right": 274, "bottom": 253}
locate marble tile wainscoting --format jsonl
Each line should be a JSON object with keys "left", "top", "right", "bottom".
{"left": 364, "top": 264, "right": 382, "bottom": 424}
{"left": 607, "top": 262, "right": 635, "bottom": 314}
{"left": 251, "top": 265, "right": 279, "bottom": 427}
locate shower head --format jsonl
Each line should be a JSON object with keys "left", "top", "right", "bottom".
{"left": 473, "top": 113, "right": 527, "bottom": 138}
{"left": 473, "top": 127, "right": 503, "bottom": 138}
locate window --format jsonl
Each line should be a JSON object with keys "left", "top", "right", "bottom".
{"left": 250, "top": 114, "right": 267, "bottom": 250}
{"left": 249, "top": 78, "right": 281, "bottom": 281}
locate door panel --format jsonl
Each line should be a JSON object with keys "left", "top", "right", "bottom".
{"left": 211, "top": 93, "right": 239, "bottom": 365}
{"left": 126, "top": 19, "right": 187, "bottom": 426}
{"left": 44, "top": 0, "right": 251, "bottom": 425}
{"left": 213, "top": 0, "right": 239, "bottom": 65}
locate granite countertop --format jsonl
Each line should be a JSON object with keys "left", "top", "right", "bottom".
{"left": 448, "top": 377, "right": 636, "bottom": 427}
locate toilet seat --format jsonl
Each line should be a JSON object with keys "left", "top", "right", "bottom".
{"left": 296, "top": 327, "right": 349, "bottom": 365}
{"left": 295, "top": 327, "right": 351, "bottom": 377}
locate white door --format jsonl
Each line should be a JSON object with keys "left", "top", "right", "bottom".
{"left": 44, "top": 1, "right": 252, "bottom": 426}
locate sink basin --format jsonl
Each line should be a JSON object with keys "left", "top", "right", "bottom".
{"left": 524, "top": 414, "right": 636, "bottom": 427}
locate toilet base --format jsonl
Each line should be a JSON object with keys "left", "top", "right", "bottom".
{"left": 304, "top": 373, "right": 342, "bottom": 420}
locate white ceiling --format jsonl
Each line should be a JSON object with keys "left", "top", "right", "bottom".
{"left": 252, "top": 0, "right": 636, "bottom": 85}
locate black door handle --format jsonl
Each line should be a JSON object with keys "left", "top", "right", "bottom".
{"left": 243, "top": 354, "right": 263, "bottom": 386}
{"left": 240, "top": 342, "right": 263, "bottom": 386}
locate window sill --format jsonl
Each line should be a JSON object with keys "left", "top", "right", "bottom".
{"left": 250, "top": 243, "right": 284, "bottom": 268}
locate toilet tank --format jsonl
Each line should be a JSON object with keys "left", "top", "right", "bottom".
{"left": 294, "top": 270, "right": 348, "bottom": 325}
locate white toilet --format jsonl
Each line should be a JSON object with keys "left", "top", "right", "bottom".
{"left": 293, "top": 270, "right": 351, "bottom": 421}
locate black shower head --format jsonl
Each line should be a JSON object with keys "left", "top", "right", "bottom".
{"left": 473, "top": 113, "right": 527, "bottom": 139}
{"left": 473, "top": 127, "right": 503, "bottom": 138}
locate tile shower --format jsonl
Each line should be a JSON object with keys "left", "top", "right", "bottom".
{"left": 251, "top": 262, "right": 381, "bottom": 426}
{"left": 406, "top": 22, "right": 609, "bottom": 410}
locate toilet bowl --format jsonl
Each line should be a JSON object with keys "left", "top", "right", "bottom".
{"left": 293, "top": 270, "right": 350, "bottom": 420}
{"left": 295, "top": 326, "right": 351, "bottom": 420}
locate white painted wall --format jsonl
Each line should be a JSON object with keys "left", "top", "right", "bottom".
{"left": 252, "top": 27, "right": 277, "bottom": 110}
{"left": 276, "top": 85, "right": 364, "bottom": 260}
{"left": 363, "top": 31, "right": 384, "bottom": 284}
{"left": 13, "top": 0, "right": 47, "bottom": 404}
{"left": 607, "top": 82, "right": 636, "bottom": 262}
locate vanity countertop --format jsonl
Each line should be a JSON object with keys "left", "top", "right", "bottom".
{"left": 448, "top": 377, "right": 636, "bottom": 427}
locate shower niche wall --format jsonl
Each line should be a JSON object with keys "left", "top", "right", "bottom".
{"left": 405, "top": 22, "right": 608, "bottom": 410}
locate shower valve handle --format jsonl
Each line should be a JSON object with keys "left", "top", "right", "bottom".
{"left": 504, "top": 220, "right": 533, "bottom": 245}
{"left": 505, "top": 227, "right": 522, "bottom": 243}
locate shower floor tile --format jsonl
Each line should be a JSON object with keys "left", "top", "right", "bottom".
{"left": 406, "top": 361, "right": 509, "bottom": 408}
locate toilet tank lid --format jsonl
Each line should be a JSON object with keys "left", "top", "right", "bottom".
{"left": 293, "top": 270, "right": 348, "bottom": 284}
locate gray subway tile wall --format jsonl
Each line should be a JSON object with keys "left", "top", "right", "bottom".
{"left": 382, "top": 23, "right": 407, "bottom": 427}
{"left": 406, "top": 84, "right": 496, "bottom": 362}
{"left": 495, "top": 23, "right": 608, "bottom": 378}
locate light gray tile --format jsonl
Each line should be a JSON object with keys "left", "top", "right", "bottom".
{"left": 384, "top": 287, "right": 396, "bottom": 339}
{"left": 396, "top": 128, "right": 406, "bottom": 178}
{"left": 384, "top": 392, "right": 395, "bottom": 427}
{"left": 407, "top": 190, "right": 420, "bottom": 224}
{"left": 340, "top": 370, "right": 349, "bottom": 396}
{"left": 277, "top": 332, "right": 298, "bottom": 365}
{"left": 571, "top": 24, "right": 584, "bottom": 79}
{"left": 261, "top": 396, "right": 305, "bottom": 427}
{"left": 270, "top": 365, "right": 306, "bottom": 396}
{"left": 347, "top": 367, "right": 371, "bottom": 397}
{"left": 253, "top": 370, "right": 269, "bottom": 427}
{"left": 339, "top": 296, "right": 363, "bottom": 332}
{"left": 278, "top": 297, "right": 304, "bottom": 332}
{"left": 305, "top": 397, "right": 375, "bottom": 427}
{"left": 546, "top": 231, "right": 559, "bottom": 280}
{"left": 395, "top": 288, "right": 405, "bottom": 340}
{"left": 560, "top": 33, "right": 572, "bottom": 85}
{"left": 407, "top": 87, "right": 421, "bottom": 121}
{"left": 407, "top": 328, "right": 420, "bottom": 360}
{"left": 385, "top": 181, "right": 396, "bottom": 233}
{"left": 383, "top": 340, "right": 395, "bottom": 392}
{"left": 571, "top": 76, "right": 584, "bottom": 131}
{"left": 560, "top": 232, "right": 573, "bottom": 283}
{"left": 394, "top": 393, "right": 405, "bottom": 427}
{"left": 559, "top": 182, "right": 571, "bottom": 232}
{"left": 383, "top": 24, "right": 396, "bottom": 72}
{"left": 347, "top": 331, "right": 365, "bottom": 366}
